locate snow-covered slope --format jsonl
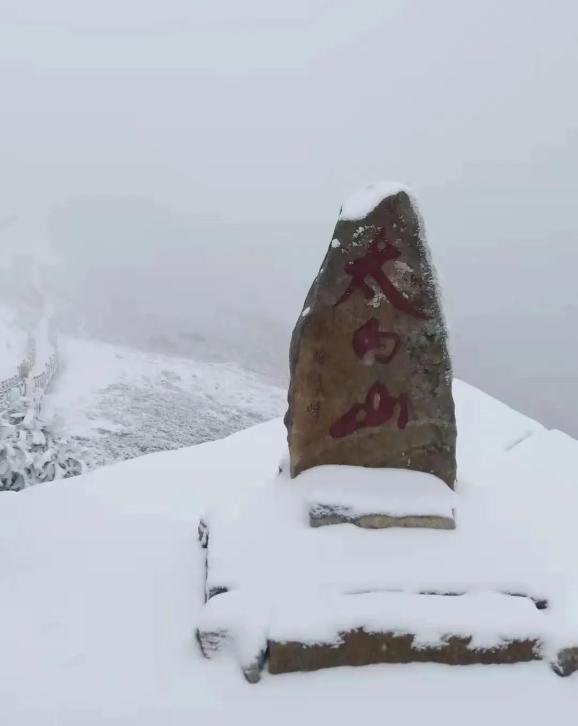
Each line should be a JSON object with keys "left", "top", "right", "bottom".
{"left": 42, "top": 336, "right": 286, "bottom": 466}
{"left": 0, "top": 381, "right": 577, "bottom": 724}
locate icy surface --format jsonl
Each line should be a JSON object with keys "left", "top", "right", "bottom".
{"left": 339, "top": 181, "right": 411, "bottom": 221}
{"left": 304, "top": 465, "right": 455, "bottom": 518}
{"left": 0, "top": 381, "right": 577, "bottom": 722}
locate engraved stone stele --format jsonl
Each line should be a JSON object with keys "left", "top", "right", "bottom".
{"left": 285, "top": 182, "right": 457, "bottom": 488}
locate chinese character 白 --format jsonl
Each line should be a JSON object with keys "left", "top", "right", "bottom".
{"left": 352, "top": 317, "right": 401, "bottom": 365}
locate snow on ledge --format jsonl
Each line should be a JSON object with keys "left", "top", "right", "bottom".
{"left": 302, "top": 465, "right": 455, "bottom": 518}
{"left": 269, "top": 590, "right": 549, "bottom": 649}
{"left": 339, "top": 181, "right": 411, "bottom": 221}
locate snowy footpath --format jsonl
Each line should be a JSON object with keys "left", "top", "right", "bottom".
{"left": 0, "top": 380, "right": 577, "bottom": 724}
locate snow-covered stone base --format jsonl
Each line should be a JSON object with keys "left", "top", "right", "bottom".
{"left": 195, "top": 424, "right": 578, "bottom": 681}
{"left": 305, "top": 466, "right": 456, "bottom": 529}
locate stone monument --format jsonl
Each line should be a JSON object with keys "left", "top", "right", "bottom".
{"left": 286, "top": 182, "right": 456, "bottom": 506}
{"left": 195, "top": 183, "right": 575, "bottom": 681}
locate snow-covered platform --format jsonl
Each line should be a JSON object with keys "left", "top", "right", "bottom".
{"left": 196, "top": 389, "right": 578, "bottom": 681}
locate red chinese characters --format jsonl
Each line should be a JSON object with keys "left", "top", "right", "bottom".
{"left": 328, "top": 225, "right": 426, "bottom": 439}
{"left": 335, "top": 228, "right": 429, "bottom": 320}
{"left": 352, "top": 318, "right": 401, "bottom": 365}
{"left": 329, "top": 382, "right": 409, "bottom": 438}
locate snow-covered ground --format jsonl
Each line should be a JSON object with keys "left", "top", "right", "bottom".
{"left": 42, "top": 336, "right": 286, "bottom": 466}
{"left": 0, "top": 381, "right": 577, "bottom": 724}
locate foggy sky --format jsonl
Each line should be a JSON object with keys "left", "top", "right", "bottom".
{"left": 1, "top": 0, "right": 577, "bottom": 435}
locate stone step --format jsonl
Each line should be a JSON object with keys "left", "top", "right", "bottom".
{"left": 196, "top": 588, "right": 578, "bottom": 681}
{"left": 267, "top": 591, "right": 550, "bottom": 675}
{"left": 304, "top": 465, "right": 456, "bottom": 529}
{"left": 269, "top": 629, "right": 540, "bottom": 674}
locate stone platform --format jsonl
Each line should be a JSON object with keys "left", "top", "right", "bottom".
{"left": 195, "top": 463, "right": 577, "bottom": 681}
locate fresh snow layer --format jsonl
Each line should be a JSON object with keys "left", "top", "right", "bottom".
{"left": 201, "top": 457, "right": 567, "bottom": 650}
{"left": 303, "top": 465, "right": 455, "bottom": 518}
{"left": 0, "top": 381, "right": 577, "bottom": 723}
{"left": 453, "top": 378, "right": 544, "bottom": 484}
{"left": 339, "top": 181, "right": 411, "bottom": 221}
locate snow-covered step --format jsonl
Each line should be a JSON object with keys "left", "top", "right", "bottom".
{"left": 197, "top": 587, "right": 576, "bottom": 681}
{"left": 268, "top": 590, "right": 548, "bottom": 675}
{"left": 304, "top": 465, "right": 456, "bottom": 529}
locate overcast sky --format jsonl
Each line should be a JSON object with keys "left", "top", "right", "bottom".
{"left": 0, "top": 0, "right": 577, "bottom": 434}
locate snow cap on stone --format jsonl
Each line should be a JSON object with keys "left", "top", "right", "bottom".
{"left": 339, "top": 181, "right": 412, "bottom": 221}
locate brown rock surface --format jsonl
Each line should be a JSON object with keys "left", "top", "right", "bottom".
{"left": 308, "top": 503, "right": 456, "bottom": 530}
{"left": 285, "top": 185, "right": 457, "bottom": 487}
{"left": 268, "top": 629, "right": 541, "bottom": 675}
{"left": 551, "top": 646, "right": 578, "bottom": 677}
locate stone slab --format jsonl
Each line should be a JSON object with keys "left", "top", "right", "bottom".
{"left": 309, "top": 503, "right": 456, "bottom": 529}
{"left": 267, "top": 589, "right": 551, "bottom": 675}
{"left": 268, "top": 629, "right": 541, "bottom": 674}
